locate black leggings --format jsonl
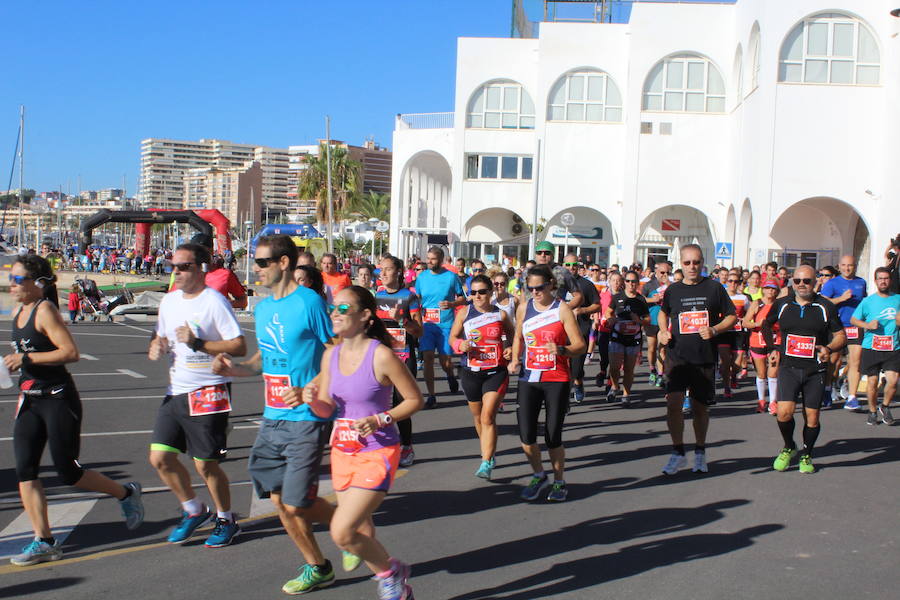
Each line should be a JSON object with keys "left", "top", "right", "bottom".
{"left": 516, "top": 381, "right": 570, "bottom": 449}
{"left": 596, "top": 331, "right": 610, "bottom": 374}
{"left": 393, "top": 350, "right": 417, "bottom": 447}
{"left": 14, "top": 383, "right": 85, "bottom": 485}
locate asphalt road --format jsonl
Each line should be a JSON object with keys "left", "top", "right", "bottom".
{"left": 0, "top": 319, "right": 897, "bottom": 599}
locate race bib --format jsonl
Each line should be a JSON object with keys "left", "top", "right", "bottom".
{"left": 619, "top": 321, "right": 642, "bottom": 336}
{"left": 785, "top": 334, "right": 816, "bottom": 359}
{"left": 263, "top": 373, "right": 292, "bottom": 410}
{"left": 678, "top": 310, "right": 709, "bottom": 334}
{"left": 525, "top": 344, "right": 555, "bottom": 371}
{"left": 330, "top": 417, "right": 365, "bottom": 454}
{"left": 424, "top": 308, "right": 441, "bottom": 323}
{"left": 872, "top": 335, "right": 895, "bottom": 352}
{"left": 188, "top": 384, "right": 231, "bottom": 416}
{"left": 468, "top": 344, "right": 500, "bottom": 370}
{"left": 844, "top": 326, "right": 859, "bottom": 340}
{"left": 386, "top": 327, "right": 408, "bottom": 359}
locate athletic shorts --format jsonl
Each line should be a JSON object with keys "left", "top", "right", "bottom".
{"left": 749, "top": 346, "right": 769, "bottom": 360}
{"left": 861, "top": 348, "right": 900, "bottom": 377}
{"left": 777, "top": 366, "right": 825, "bottom": 409}
{"left": 461, "top": 367, "right": 509, "bottom": 402}
{"left": 331, "top": 445, "right": 400, "bottom": 493}
{"left": 420, "top": 322, "right": 453, "bottom": 355}
{"left": 664, "top": 354, "right": 716, "bottom": 405}
{"left": 516, "top": 380, "right": 569, "bottom": 449}
{"left": 609, "top": 341, "right": 640, "bottom": 356}
{"left": 644, "top": 324, "right": 660, "bottom": 337}
{"left": 151, "top": 388, "right": 230, "bottom": 461}
{"left": 248, "top": 418, "right": 329, "bottom": 509}
{"left": 845, "top": 326, "right": 862, "bottom": 347}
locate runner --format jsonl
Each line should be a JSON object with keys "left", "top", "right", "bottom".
{"left": 743, "top": 281, "right": 782, "bottom": 414}
{"left": 321, "top": 253, "right": 352, "bottom": 294}
{"left": 719, "top": 272, "right": 752, "bottom": 399}
{"left": 6, "top": 255, "right": 144, "bottom": 566}
{"left": 743, "top": 271, "right": 762, "bottom": 302}
{"left": 148, "top": 243, "right": 246, "bottom": 548}
{"left": 584, "top": 264, "right": 608, "bottom": 365}
{"left": 657, "top": 244, "right": 736, "bottom": 475}
{"left": 594, "top": 272, "right": 622, "bottom": 393}
{"left": 644, "top": 261, "right": 673, "bottom": 389}
{"left": 821, "top": 255, "right": 867, "bottom": 410}
{"left": 492, "top": 270, "right": 519, "bottom": 327}
{"left": 356, "top": 263, "right": 376, "bottom": 294}
{"left": 376, "top": 255, "right": 423, "bottom": 467}
{"left": 510, "top": 265, "right": 586, "bottom": 502}
{"left": 449, "top": 274, "right": 514, "bottom": 480}
{"left": 212, "top": 234, "right": 351, "bottom": 594}
{"left": 302, "top": 285, "right": 423, "bottom": 600}
{"left": 763, "top": 265, "right": 845, "bottom": 474}
{"left": 415, "top": 246, "right": 465, "bottom": 409}
{"left": 606, "top": 271, "right": 650, "bottom": 405}
{"left": 531, "top": 241, "right": 583, "bottom": 308}
{"left": 563, "top": 254, "right": 601, "bottom": 405}
{"left": 850, "top": 267, "right": 900, "bottom": 425}
{"left": 189, "top": 233, "right": 248, "bottom": 309}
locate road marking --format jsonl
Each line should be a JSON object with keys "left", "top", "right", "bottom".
{"left": 116, "top": 323, "right": 155, "bottom": 334}
{"left": 72, "top": 332, "right": 147, "bottom": 338}
{"left": 80, "top": 353, "right": 99, "bottom": 361}
{"left": 0, "top": 394, "right": 161, "bottom": 404}
{"left": 0, "top": 424, "right": 259, "bottom": 442}
{"left": 0, "top": 499, "right": 98, "bottom": 560}
{"left": 0, "top": 481, "right": 255, "bottom": 506}
{"left": 70, "top": 369, "right": 146, "bottom": 379}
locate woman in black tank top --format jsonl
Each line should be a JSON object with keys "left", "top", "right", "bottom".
{"left": 5, "top": 255, "right": 144, "bottom": 567}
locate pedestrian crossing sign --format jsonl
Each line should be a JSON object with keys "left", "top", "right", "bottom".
{"left": 715, "top": 242, "right": 733, "bottom": 260}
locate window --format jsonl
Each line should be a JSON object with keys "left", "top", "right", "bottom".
{"left": 642, "top": 55, "right": 725, "bottom": 113}
{"left": 465, "top": 155, "right": 533, "bottom": 181}
{"left": 547, "top": 70, "right": 623, "bottom": 122}
{"left": 779, "top": 13, "right": 880, "bottom": 85}
{"left": 748, "top": 24, "right": 761, "bottom": 93}
{"left": 466, "top": 81, "right": 535, "bottom": 129}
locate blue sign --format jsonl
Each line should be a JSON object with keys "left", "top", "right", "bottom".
{"left": 715, "top": 242, "right": 733, "bottom": 260}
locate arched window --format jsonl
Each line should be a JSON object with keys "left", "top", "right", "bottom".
{"left": 779, "top": 13, "right": 880, "bottom": 85}
{"left": 466, "top": 81, "right": 535, "bottom": 129}
{"left": 748, "top": 23, "right": 761, "bottom": 92}
{"left": 547, "top": 69, "right": 623, "bottom": 122}
{"left": 733, "top": 46, "right": 743, "bottom": 101}
{"left": 642, "top": 54, "right": 725, "bottom": 113}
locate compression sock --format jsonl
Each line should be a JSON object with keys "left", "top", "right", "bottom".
{"left": 777, "top": 418, "right": 796, "bottom": 448}
{"left": 756, "top": 378, "right": 767, "bottom": 402}
{"left": 768, "top": 377, "right": 778, "bottom": 402}
{"left": 182, "top": 498, "right": 204, "bottom": 516}
{"left": 673, "top": 444, "right": 685, "bottom": 456}
{"left": 802, "top": 425, "right": 820, "bottom": 456}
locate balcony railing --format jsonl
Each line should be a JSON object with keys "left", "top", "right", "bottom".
{"left": 396, "top": 112, "right": 454, "bottom": 130}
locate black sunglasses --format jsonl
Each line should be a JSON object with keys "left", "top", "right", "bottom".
{"left": 527, "top": 284, "right": 548, "bottom": 292}
{"left": 470, "top": 289, "right": 491, "bottom": 296}
{"left": 254, "top": 257, "right": 278, "bottom": 268}
{"left": 536, "top": 251, "right": 552, "bottom": 256}
{"left": 625, "top": 279, "right": 639, "bottom": 284}
{"left": 793, "top": 278, "right": 814, "bottom": 285}
{"left": 682, "top": 260, "right": 702, "bottom": 266}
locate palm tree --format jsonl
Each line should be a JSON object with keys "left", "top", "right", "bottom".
{"left": 296, "top": 144, "right": 362, "bottom": 223}
{"left": 345, "top": 191, "right": 390, "bottom": 223}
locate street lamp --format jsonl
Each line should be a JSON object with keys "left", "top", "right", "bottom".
{"left": 368, "top": 218, "right": 379, "bottom": 263}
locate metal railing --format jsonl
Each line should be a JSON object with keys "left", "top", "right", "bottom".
{"left": 396, "top": 112, "right": 454, "bottom": 130}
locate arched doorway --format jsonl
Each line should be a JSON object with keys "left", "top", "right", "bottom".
{"left": 724, "top": 205, "right": 736, "bottom": 267}
{"left": 637, "top": 205, "right": 716, "bottom": 267}
{"left": 463, "top": 207, "right": 531, "bottom": 267}
{"left": 396, "top": 151, "right": 452, "bottom": 258}
{"left": 737, "top": 198, "right": 752, "bottom": 268}
{"left": 769, "top": 197, "right": 871, "bottom": 275}
{"left": 543, "top": 207, "right": 616, "bottom": 266}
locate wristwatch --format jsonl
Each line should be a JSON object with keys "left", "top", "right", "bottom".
{"left": 190, "top": 337, "right": 205, "bottom": 352}
{"left": 377, "top": 412, "right": 393, "bottom": 427}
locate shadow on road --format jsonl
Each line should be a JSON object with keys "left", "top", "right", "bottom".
{"left": 0, "top": 577, "right": 86, "bottom": 598}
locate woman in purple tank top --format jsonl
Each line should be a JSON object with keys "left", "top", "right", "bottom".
{"left": 303, "top": 285, "right": 423, "bottom": 600}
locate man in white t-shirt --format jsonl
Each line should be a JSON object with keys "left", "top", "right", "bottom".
{"left": 148, "top": 243, "right": 246, "bottom": 548}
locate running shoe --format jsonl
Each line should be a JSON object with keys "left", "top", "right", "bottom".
{"left": 682, "top": 397, "right": 692, "bottom": 415}
{"left": 821, "top": 389, "right": 832, "bottom": 410}
{"left": 447, "top": 374, "right": 459, "bottom": 394}
{"left": 831, "top": 386, "right": 841, "bottom": 404}
{"left": 167, "top": 506, "right": 212, "bottom": 544}
{"left": 342, "top": 550, "right": 362, "bottom": 572}
{"left": 520, "top": 474, "right": 549, "bottom": 501}
{"left": 739, "top": 368, "right": 748, "bottom": 379}
{"left": 475, "top": 460, "right": 493, "bottom": 480}
{"left": 498, "top": 402, "right": 505, "bottom": 414}
{"left": 723, "top": 389, "right": 733, "bottom": 400}
{"left": 768, "top": 400, "right": 778, "bottom": 416}
{"left": 375, "top": 559, "right": 412, "bottom": 600}
{"left": 595, "top": 371, "right": 607, "bottom": 389}
{"left": 606, "top": 388, "right": 616, "bottom": 403}
{"left": 773, "top": 447, "right": 797, "bottom": 471}
{"left": 757, "top": 399, "right": 766, "bottom": 413}
{"left": 692, "top": 452, "right": 708, "bottom": 473}
{"left": 866, "top": 411, "right": 879, "bottom": 426}
{"left": 648, "top": 372, "right": 657, "bottom": 386}
{"left": 879, "top": 405, "right": 895, "bottom": 425}
{"left": 424, "top": 395, "right": 437, "bottom": 409}
{"left": 662, "top": 452, "right": 687, "bottom": 475}
{"left": 10, "top": 537, "right": 62, "bottom": 567}
{"left": 205, "top": 518, "right": 240, "bottom": 548}
{"left": 844, "top": 397, "right": 861, "bottom": 412}
{"left": 655, "top": 376, "right": 665, "bottom": 388}
{"left": 547, "top": 481, "right": 568, "bottom": 502}
{"left": 399, "top": 446, "right": 415, "bottom": 467}
{"left": 416, "top": 359, "right": 424, "bottom": 372}
{"left": 119, "top": 481, "right": 145, "bottom": 530}
{"left": 798, "top": 454, "right": 816, "bottom": 474}
{"left": 572, "top": 384, "right": 585, "bottom": 404}
{"left": 621, "top": 395, "right": 631, "bottom": 407}
{"left": 282, "top": 562, "right": 336, "bottom": 594}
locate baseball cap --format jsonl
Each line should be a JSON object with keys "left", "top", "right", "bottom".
{"left": 762, "top": 281, "right": 780, "bottom": 289}
{"left": 535, "top": 241, "right": 554, "bottom": 253}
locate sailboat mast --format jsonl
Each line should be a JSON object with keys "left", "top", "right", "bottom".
{"left": 17, "top": 105, "right": 24, "bottom": 248}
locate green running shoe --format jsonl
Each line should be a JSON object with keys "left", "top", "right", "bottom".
{"left": 798, "top": 454, "right": 816, "bottom": 474}
{"left": 282, "top": 562, "right": 335, "bottom": 595}
{"left": 342, "top": 550, "right": 362, "bottom": 572}
{"left": 773, "top": 447, "right": 797, "bottom": 472}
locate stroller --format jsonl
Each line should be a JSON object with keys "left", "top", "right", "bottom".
{"left": 74, "top": 278, "right": 131, "bottom": 322}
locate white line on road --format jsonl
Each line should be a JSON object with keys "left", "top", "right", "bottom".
{"left": 0, "top": 481, "right": 256, "bottom": 506}
{"left": 71, "top": 332, "right": 147, "bottom": 338}
{"left": 0, "top": 395, "right": 161, "bottom": 404}
{"left": 116, "top": 323, "right": 155, "bottom": 334}
{"left": 80, "top": 353, "right": 99, "bottom": 360}
{"left": 0, "top": 424, "right": 259, "bottom": 442}
{"left": 70, "top": 369, "right": 146, "bottom": 379}
{"left": 0, "top": 499, "right": 97, "bottom": 559}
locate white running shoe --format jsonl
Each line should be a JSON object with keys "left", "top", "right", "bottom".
{"left": 662, "top": 452, "right": 687, "bottom": 475}
{"left": 692, "top": 452, "right": 708, "bottom": 473}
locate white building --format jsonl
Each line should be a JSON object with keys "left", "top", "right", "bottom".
{"left": 390, "top": 0, "right": 900, "bottom": 277}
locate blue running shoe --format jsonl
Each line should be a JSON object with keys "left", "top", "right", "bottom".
{"left": 475, "top": 460, "right": 493, "bottom": 480}
{"left": 167, "top": 506, "right": 212, "bottom": 544}
{"left": 205, "top": 517, "right": 240, "bottom": 548}
{"left": 10, "top": 537, "right": 62, "bottom": 566}
{"left": 547, "top": 481, "right": 568, "bottom": 502}
{"left": 424, "top": 395, "right": 437, "bottom": 409}
{"left": 572, "top": 384, "right": 585, "bottom": 404}
{"left": 119, "top": 481, "right": 145, "bottom": 530}
{"left": 844, "top": 397, "right": 861, "bottom": 412}
{"left": 374, "top": 559, "right": 412, "bottom": 600}
{"left": 520, "top": 474, "right": 549, "bottom": 501}
{"left": 821, "top": 389, "right": 832, "bottom": 410}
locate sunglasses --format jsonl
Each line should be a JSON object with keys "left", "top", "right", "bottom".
{"left": 328, "top": 303, "right": 353, "bottom": 314}
{"left": 792, "top": 278, "right": 815, "bottom": 285}
{"left": 471, "top": 289, "right": 491, "bottom": 296}
{"left": 590, "top": 268, "right": 600, "bottom": 272}
{"left": 471, "top": 268, "right": 484, "bottom": 273}
{"left": 254, "top": 257, "right": 277, "bottom": 268}
{"left": 536, "top": 251, "right": 552, "bottom": 256}
{"left": 8, "top": 274, "right": 32, "bottom": 284}
{"left": 818, "top": 273, "right": 833, "bottom": 278}
{"left": 527, "top": 284, "right": 549, "bottom": 292}
{"left": 682, "top": 260, "right": 702, "bottom": 266}
{"left": 727, "top": 279, "right": 741, "bottom": 283}
{"left": 173, "top": 262, "right": 196, "bottom": 271}
{"left": 625, "top": 279, "right": 639, "bottom": 284}
{"left": 564, "top": 262, "right": 580, "bottom": 267}
{"left": 493, "top": 282, "right": 505, "bottom": 287}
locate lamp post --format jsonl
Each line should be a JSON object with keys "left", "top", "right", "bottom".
{"left": 368, "top": 218, "right": 379, "bottom": 263}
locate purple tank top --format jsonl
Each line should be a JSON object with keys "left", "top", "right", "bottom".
{"left": 328, "top": 338, "right": 398, "bottom": 450}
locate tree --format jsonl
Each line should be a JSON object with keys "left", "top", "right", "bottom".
{"left": 345, "top": 191, "right": 390, "bottom": 223}
{"left": 296, "top": 144, "right": 362, "bottom": 223}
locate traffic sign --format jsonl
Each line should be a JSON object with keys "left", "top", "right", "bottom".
{"left": 376, "top": 220, "right": 389, "bottom": 233}
{"left": 560, "top": 212, "right": 575, "bottom": 226}
{"left": 715, "top": 242, "right": 733, "bottom": 260}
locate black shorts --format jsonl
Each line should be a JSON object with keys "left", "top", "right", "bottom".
{"left": 777, "top": 366, "right": 824, "bottom": 409}
{"left": 845, "top": 326, "right": 862, "bottom": 347}
{"left": 151, "top": 386, "right": 231, "bottom": 461}
{"left": 461, "top": 367, "right": 509, "bottom": 401}
{"left": 664, "top": 354, "right": 716, "bottom": 405}
{"left": 717, "top": 331, "right": 747, "bottom": 351}
{"left": 861, "top": 348, "right": 900, "bottom": 377}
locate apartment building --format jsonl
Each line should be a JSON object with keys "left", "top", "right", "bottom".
{"left": 183, "top": 161, "right": 262, "bottom": 227}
